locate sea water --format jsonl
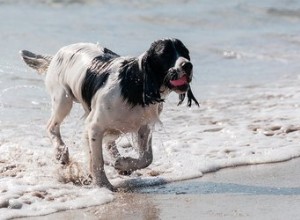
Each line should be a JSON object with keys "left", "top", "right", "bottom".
{"left": 1, "top": 0, "right": 300, "bottom": 218}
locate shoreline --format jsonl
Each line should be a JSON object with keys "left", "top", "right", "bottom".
{"left": 19, "top": 158, "right": 300, "bottom": 219}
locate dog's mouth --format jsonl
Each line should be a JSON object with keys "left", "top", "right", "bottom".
{"left": 169, "top": 74, "right": 190, "bottom": 93}
{"left": 170, "top": 74, "right": 189, "bottom": 87}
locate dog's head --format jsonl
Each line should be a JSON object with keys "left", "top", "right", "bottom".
{"left": 143, "top": 38, "right": 193, "bottom": 94}
{"left": 141, "top": 38, "right": 198, "bottom": 106}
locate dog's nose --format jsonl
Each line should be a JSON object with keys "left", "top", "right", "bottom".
{"left": 182, "top": 62, "right": 193, "bottom": 75}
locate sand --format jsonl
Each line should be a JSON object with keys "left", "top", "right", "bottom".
{"left": 18, "top": 158, "right": 300, "bottom": 220}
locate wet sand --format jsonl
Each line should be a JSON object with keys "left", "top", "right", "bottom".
{"left": 20, "top": 158, "right": 300, "bottom": 219}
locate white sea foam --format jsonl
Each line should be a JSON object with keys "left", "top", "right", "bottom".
{"left": 1, "top": 76, "right": 300, "bottom": 219}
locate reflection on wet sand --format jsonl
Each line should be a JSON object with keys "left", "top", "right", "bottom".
{"left": 91, "top": 193, "right": 160, "bottom": 220}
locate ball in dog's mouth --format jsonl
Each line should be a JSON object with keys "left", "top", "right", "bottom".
{"left": 169, "top": 74, "right": 190, "bottom": 93}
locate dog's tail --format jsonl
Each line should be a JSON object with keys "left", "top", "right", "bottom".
{"left": 20, "top": 50, "right": 53, "bottom": 75}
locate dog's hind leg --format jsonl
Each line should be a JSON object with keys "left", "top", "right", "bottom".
{"left": 114, "top": 125, "right": 153, "bottom": 173}
{"left": 47, "top": 88, "right": 73, "bottom": 165}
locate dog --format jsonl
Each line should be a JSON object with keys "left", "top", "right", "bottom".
{"left": 20, "top": 38, "right": 199, "bottom": 191}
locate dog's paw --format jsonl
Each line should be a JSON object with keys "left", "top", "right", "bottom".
{"left": 114, "top": 157, "right": 137, "bottom": 174}
{"left": 117, "top": 170, "right": 132, "bottom": 176}
{"left": 55, "top": 145, "right": 69, "bottom": 165}
{"left": 94, "top": 178, "right": 117, "bottom": 192}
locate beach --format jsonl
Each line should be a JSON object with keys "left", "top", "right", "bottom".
{"left": 20, "top": 158, "right": 300, "bottom": 219}
{"left": 1, "top": 0, "right": 300, "bottom": 219}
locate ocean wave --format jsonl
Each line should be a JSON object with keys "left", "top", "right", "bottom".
{"left": 267, "top": 7, "right": 300, "bottom": 19}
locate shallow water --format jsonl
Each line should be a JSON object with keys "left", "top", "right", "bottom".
{"left": 1, "top": 0, "right": 300, "bottom": 218}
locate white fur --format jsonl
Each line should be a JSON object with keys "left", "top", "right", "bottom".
{"left": 21, "top": 40, "right": 193, "bottom": 191}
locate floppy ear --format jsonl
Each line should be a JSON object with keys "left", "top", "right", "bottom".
{"left": 178, "top": 86, "right": 199, "bottom": 107}
{"left": 141, "top": 52, "right": 164, "bottom": 105}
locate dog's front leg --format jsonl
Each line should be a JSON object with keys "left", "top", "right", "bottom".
{"left": 87, "top": 125, "right": 115, "bottom": 191}
{"left": 115, "top": 124, "right": 153, "bottom": 173}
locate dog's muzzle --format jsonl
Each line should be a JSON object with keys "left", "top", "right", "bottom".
{"left": 168, "top": 61, "right": 193, "bottom": 93}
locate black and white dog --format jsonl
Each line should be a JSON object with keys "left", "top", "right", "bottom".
{"left": 20, "top": 38, "right": 198, "bottom": 191}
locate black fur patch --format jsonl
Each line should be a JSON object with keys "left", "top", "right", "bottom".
{"left": 82, "top": 39, "right": 196, "bottom": 109}
{"left": 119, "top": 59, "right": 144, "bottom": 106}
{"left": 82, "top": 55, "right": 115, "bottom": 110}
{"left": 119, "top": 59, "right": 163, "bottom": 106}
{"left": 103, "top": 47, "right": 119, "bottom": 56}
{"left": 178, "top": 86, "right": 199, "bottom": 107}
{"left": 119, "top": 38, "right": 191, "bottom": 107}
{"left": 144, "top": 38, "right": 191, "bottom": 88}
{"left": 172, "top": 39, "right": 190, "bottom": 61}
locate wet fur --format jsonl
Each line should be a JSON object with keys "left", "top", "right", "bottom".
{"left": 20, "top": 38, "right": 198, "bottom": 191}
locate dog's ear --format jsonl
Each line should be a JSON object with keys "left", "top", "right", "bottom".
{"left": 178, "top": 86, "right": 199, "bottom": 107}
{"left": 144, "top": 39, "right": 175, "bottom": 75}
{"left": 141, "top": 51, "right": 164, "bottom": 106}
{"left": 142, "top": 40, "right": 162, "bottom": 73}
